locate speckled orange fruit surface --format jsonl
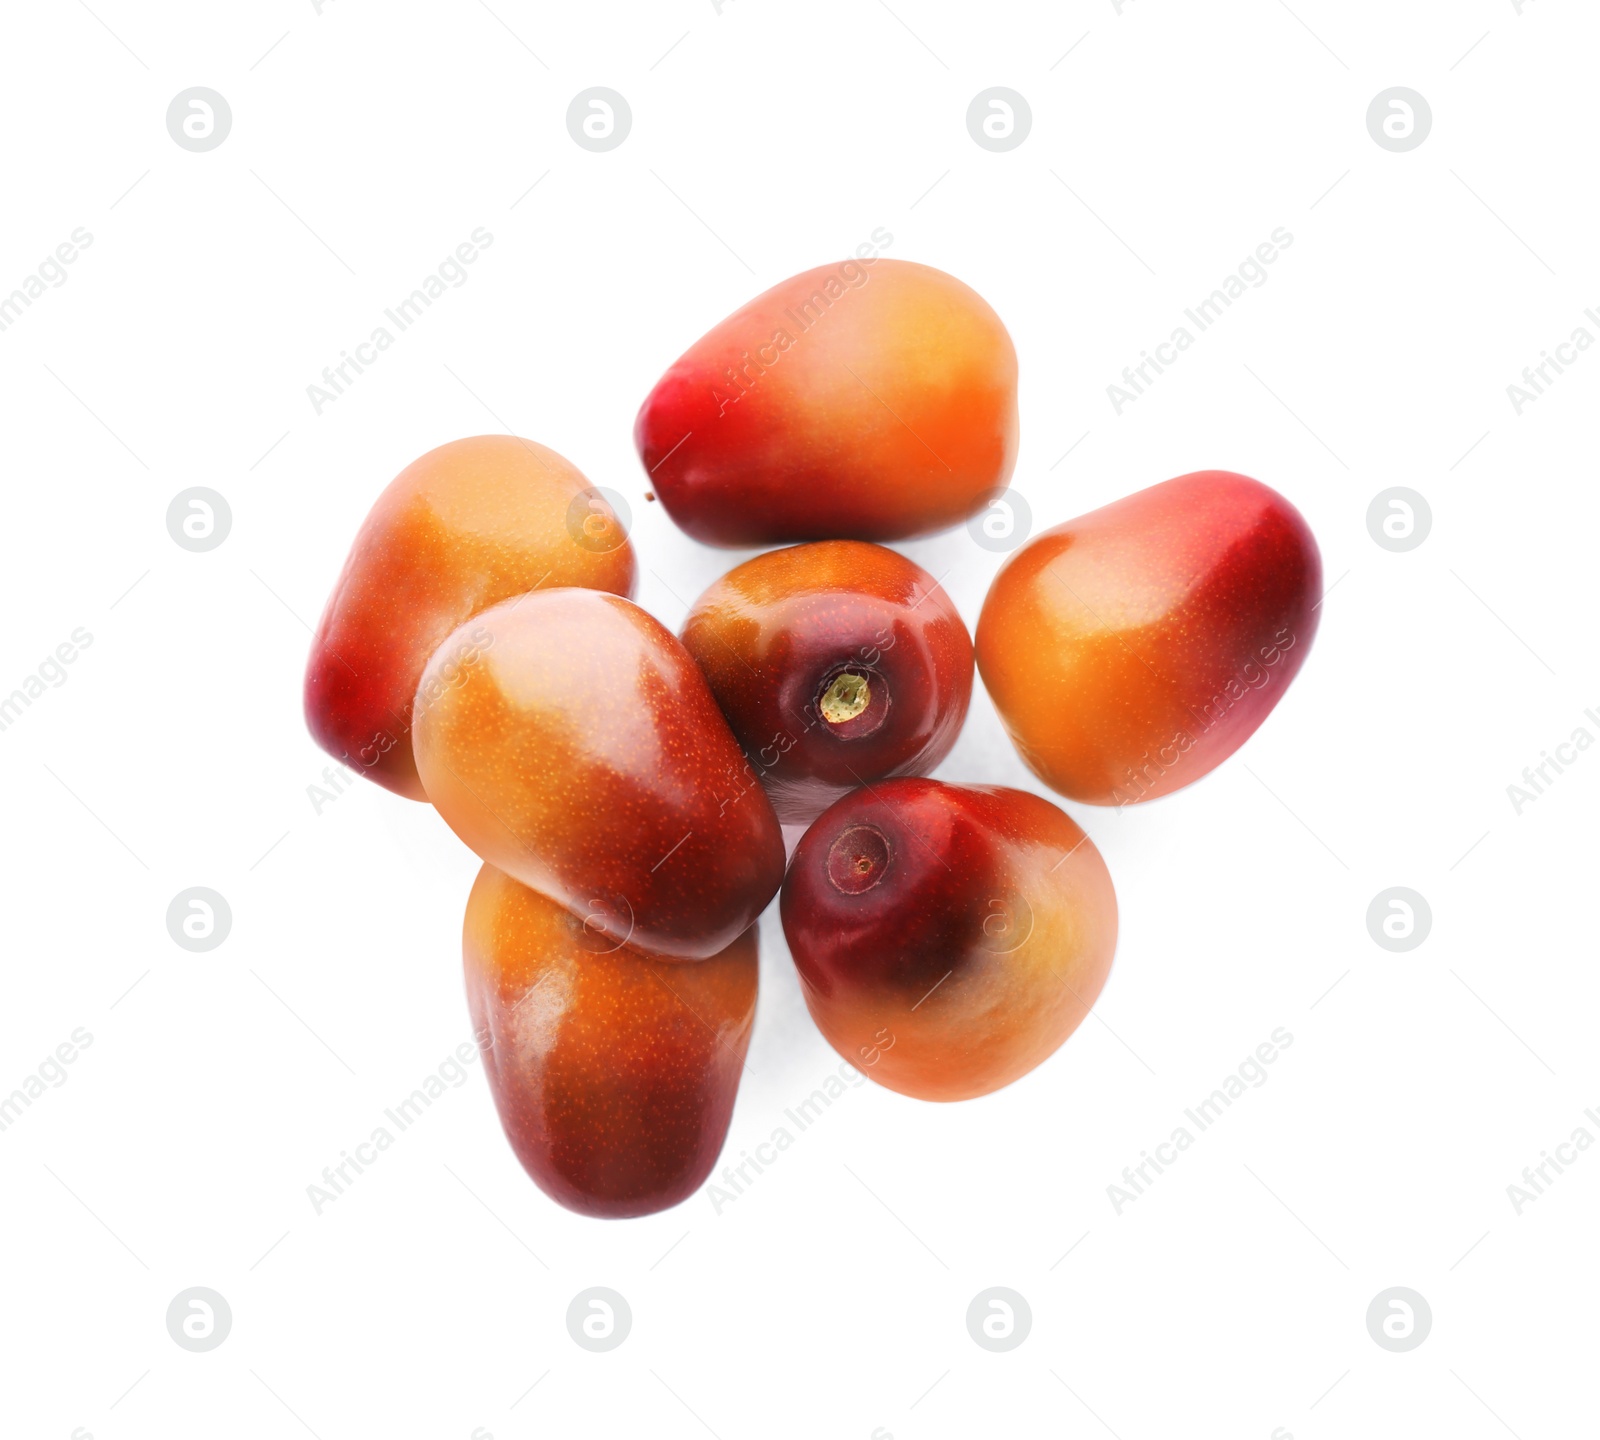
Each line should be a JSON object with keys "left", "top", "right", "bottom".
{"left": 305, "top": 435, "right": 635, "bottom": 799}
{"left": 781, "top": 779, "right": 1117, "bottom": 1102}
{"left": 464, "top": 864, "right": 757, "bottom": 1218}
{"left": 635, "top": 259, "right": 1018, "bottom": 545}
{"left": 413, "top": 588, "right": 785, "bottom": 960}
{"left": 976, "top": 470, "right": 1321, "bottom": 806}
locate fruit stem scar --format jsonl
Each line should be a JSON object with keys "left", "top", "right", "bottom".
{"left": 826, "top": 824, "right": 891, "bottom": 894}
{"left": 820, "top": 672, "right": 871, "bottom": 724}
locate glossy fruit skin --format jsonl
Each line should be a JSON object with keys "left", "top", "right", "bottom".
{"left": 680, "top": 542, "right": 974, "bottom": 824}
{"left": 464, "top": 864, "right": 757, "bottom": 1218}
{"left": 413, "top": 589, "right": 785, "bottom": 960}
{"left": 781, "top": 779, "right": 1117, "bottom": 1102}
{"left": 976, "top": 471, "right": 1321, "bottom": 806}
{"left": 305, "top": 435, "right": 636, "bottom": 800}
{"left": 635, "top": 259, "right": 1018, "bottom": 546}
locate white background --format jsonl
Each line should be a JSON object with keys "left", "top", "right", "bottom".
{"left": 1, "top": 1, "right": 1594, "bottom": 1436}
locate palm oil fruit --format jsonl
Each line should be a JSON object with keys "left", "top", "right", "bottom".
{"left": 781, "top": 779, "right": 1118, "bottom": 1102}
{"left": 976, "top": 470, "right": 1321, "bottom": 806}
{"left": 412, "top": 589, "right": 785, "bottom": 960}
{"left": 305, "top": 435, "right": 636, "bottom": 799}
{"left": 635, "top": 258, "right": 1018, "bottom": 545}
{"left": 464, "top": 864, "right": 757, "bottom": 1218}
{"left": 680, "top": 541, "right": 974, "bottom": 824}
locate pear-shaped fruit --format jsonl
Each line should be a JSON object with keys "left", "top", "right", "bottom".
{"left": 977, "top": 471, "right": 1321, "bottom": 805}
{"left": 465, "top": 864, "right": 757, "bottom": 1218}
{"left": 305, "top": 435, "right": 635, "bottom": 799}
{"left": 414, "top": 589, "right": 785, "bottom": 960}
{"left": 781, "top": 779, "right": 1117, "bottom": 1101}
{"left": 635, "top": 259, "right": 1017, "bottom": 545}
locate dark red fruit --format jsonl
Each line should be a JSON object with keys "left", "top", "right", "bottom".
{"left": 681, "top": 542, "right": 973, "bottom": 824}
{"left": 781, "top": 779, "right": 1118, "bottom": 1101}
{"left": 464, "top": 865, "right": 757, "bottom": 1218}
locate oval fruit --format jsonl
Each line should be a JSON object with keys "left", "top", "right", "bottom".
{"left": 976, "top": 471, "right": 1321, "bottom": 805}
{"left": 464, "top": 864, "right": 757, "bottom": 1218}
{"left": 635, "top": 258, "right": 1018, "bottom": 545}
{"left": 781, "top": 779, "right": 1117, "bottom": 1102}
{"left": 680, "top": 541, "right": 974, "bottom": 824}
{"left": 305, "top": 435, "right": 636, "bottom": 800}
{"left": 413, "top": 589, "right": 785, "bottom": 960}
